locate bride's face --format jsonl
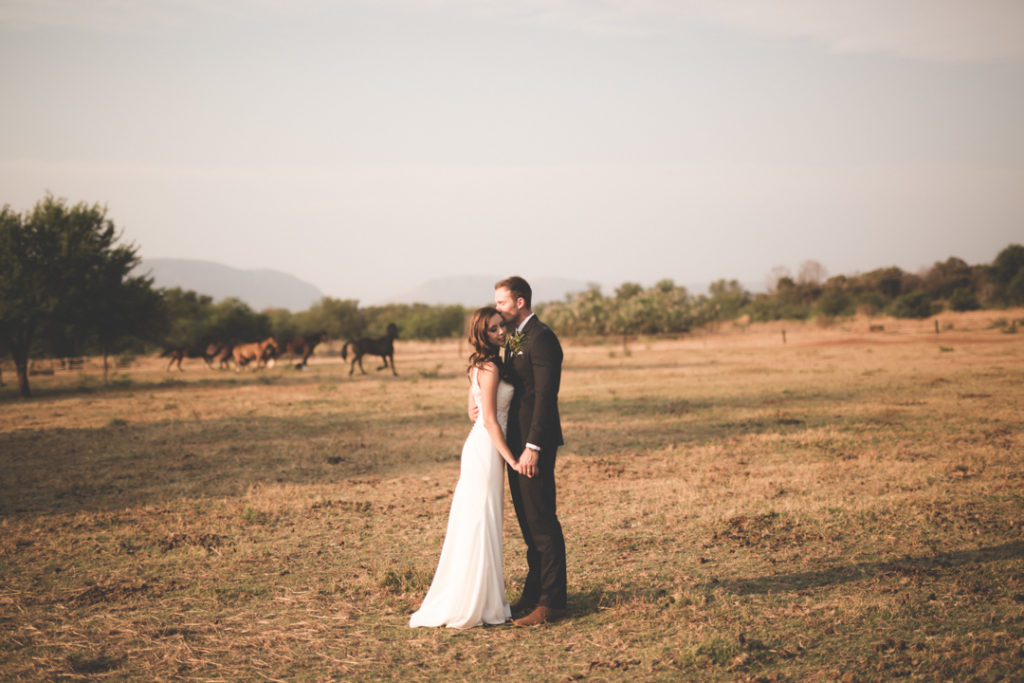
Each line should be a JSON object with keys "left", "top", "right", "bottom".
{"left": 485, "top": 313, "right": 507, "bottom": 348}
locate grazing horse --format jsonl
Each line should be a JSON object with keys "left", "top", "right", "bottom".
{"left": 341, "top": 323, "right": 398, "bottom": 376}
{"left": 279, "top": 331, "right": 328, "bottom": 369}
{"left": 161, "top": 344, "right": 216, "bottom": 372}
{"left": 232, "top": 337, "right": 278, "bottom": 370}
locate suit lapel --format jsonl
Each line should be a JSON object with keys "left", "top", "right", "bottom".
{"left": 512, "top": 316, "right": 537, "bottom": 382}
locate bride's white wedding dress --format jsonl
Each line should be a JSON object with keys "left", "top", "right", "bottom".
{"left": 409, "top": 368, "right": 513, "bottom": 629}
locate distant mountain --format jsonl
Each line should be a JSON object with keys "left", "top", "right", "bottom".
{"left": 386, "top": 276, "right": 594, "bottom": 307}
{"left": 137, "top": 258, "right": 324, "bottom": 312}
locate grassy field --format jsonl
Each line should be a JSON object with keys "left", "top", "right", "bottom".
{"left": 2, "top": 311, "right": 1023, "bottom": 681}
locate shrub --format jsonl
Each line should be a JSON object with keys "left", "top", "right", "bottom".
{"left": 889, "top": 291, "right": 934, "bottom": 319}
{"left": 949, "top": 288, "right": 981, "bottom": 311}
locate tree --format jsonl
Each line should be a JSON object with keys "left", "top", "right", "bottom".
{"left": 765, "top": 266, "right": 791, "bottom": 294}
{"left": 949, "top": 288, "right": 981, "bottom": 311}
{"left": 615, "top": 282, "right": 643, "bottom": 300}
{"left": 293, "top": 297, "right": 364, "bottom": 340}
{"left": 706, "top": 279, "right": 750, "bottom": 320}
{"left": 797, "top": 260, "right": 827, "bottom": 286}
{"left": 0, "top": 194, "right": 159, "bottom": 397}
{"left": 923, "top": 257, "right": 972, "bottom": 300}
{"left": 88, "top": 267, "right": 166, "bottom": 380}
{"left": 990, "top": 244, "right": 1024, "bottom": 305}
{"left": 161, "top": 288, "right": 217, "bottom": 347}
{"left": 859, "top": 266, "right": 906, "bottom": 301}
{"left": 889, "top": 291, "right": 933, "bottom": 319}
{"left": 206, "top": 298, "right": 271, "bottom": 344}
{"left": 817, "top": 277, "right": 853, "bottom": 317}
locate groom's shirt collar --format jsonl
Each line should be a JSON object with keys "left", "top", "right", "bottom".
{"left": 516, "top": 313, "right": 535, "bottom": 333}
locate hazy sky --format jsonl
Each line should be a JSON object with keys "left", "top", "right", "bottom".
{"left": 3, "top": 0, "right": 1023, "bottom": 303}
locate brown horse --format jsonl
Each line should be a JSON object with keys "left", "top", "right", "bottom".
{"left": 161, "top": 344, "right": 216, "bottom": 372}
{"left": 279, "top": 331, "right": 328, "bottom": 369}
{"left": 206, "top": 343, "right": 234, "bottom": 370}
{"left": 232, "top": 337, "right": 278, "bottom": 370}
{"left": 341, "top": 323, "right": 398, "bottom": 376}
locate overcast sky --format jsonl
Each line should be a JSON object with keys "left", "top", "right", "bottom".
{"left": 2, "top": 0, "right": 1022, "bottom": 303}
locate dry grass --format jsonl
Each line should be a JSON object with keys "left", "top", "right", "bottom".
{"left": 2, "top": 310, "right": 1023, "bottom": 681}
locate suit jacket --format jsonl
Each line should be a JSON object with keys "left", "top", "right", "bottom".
{"left": 506, "top": 315, "right": 564, "bottom": 454}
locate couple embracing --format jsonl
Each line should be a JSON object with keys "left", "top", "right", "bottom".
{"left": 409, "top": 276, "right": 568, "bottom": 629}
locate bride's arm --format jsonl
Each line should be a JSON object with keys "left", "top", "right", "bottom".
{"left": 476, "top": 362, "right": 518, "bottom": 468}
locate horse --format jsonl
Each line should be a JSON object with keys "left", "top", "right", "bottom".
{"left": 161, "top": 344, "right": 216, "bottom": 372}
{"left": 279, "top": 331, "right": 328, "bottom": 369}
{"left": 206, "top": 342, "right": 234, "bottom": 370}
{"left": 231, "top": 337, "right": 278, "bottom": 370}
{"left": 341, "top": 323, "right": 398, "bottom": 376}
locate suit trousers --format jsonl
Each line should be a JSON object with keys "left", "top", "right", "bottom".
{"left": 507, "top": 447, "right": 567, "bottom": 609}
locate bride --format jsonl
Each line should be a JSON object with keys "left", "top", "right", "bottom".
{"left": 409, "top": 307, "right": 521, "bottom": 629}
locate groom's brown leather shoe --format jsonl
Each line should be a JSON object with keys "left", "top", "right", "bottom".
{"left": 512, "top": 605, "right": 566, "bottom": 627}
{"left": 510, "top": 597, "right": 537, "bottom": 618}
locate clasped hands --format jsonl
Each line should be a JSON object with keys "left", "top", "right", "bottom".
{"left": 468, "top": 403, "right": 537, "bottom": 478}
{"left": 514, "top": 448, "right": 539, "bottom": 478}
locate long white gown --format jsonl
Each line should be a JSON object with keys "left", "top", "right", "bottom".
{"left": 409, "top": 368, "right": 513, "bottom": 628}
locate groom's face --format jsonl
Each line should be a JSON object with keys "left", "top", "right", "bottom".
{"left": 494, "top": 287, "right": 525, "bottom": 326}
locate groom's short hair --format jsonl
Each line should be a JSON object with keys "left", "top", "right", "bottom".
{"left": 496, "top": 276, "right": 532, "bottom": 308}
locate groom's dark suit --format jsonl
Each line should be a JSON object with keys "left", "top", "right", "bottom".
{"left": 505, "top": 315, "right": 567, "bottom": 610}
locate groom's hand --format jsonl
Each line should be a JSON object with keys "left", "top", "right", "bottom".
{"left": 518, "top": 448, "right": 539, "bottom": 478}
{"left": 468, "top": 403, "right": 479, "bottom": 421}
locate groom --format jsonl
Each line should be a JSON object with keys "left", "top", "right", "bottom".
{"left": 494, "top": 276, "right": 567, "bottom": 626}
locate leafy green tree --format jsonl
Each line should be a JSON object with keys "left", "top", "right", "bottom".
{"left": 923, "top": 257, "right": 973, "bottom": 300}
{"left": 161, "top": 288, "right": 217, "bottom": 346}
{"left": 858, "top": 267, "right": 906, "bottom": 301}
{"left": 644, "top": 280, "right": 693, "bottom": 333}
{"left": 989, "top": 244, "right": 1024, "bottom": 305}
{"left": 1007, "top": 271, "right": 1024, "bottom": 307}
{"left": 360, "top": 303, "right": 467, "bottom": 341}
{"left": 266, "top": 308, "right": 300, "bottom": 342}
{"left": 88, "top": 269, "right": 166, "bottom": 379}
{"left": 535, "top": 299, "right": 579, "bottom": 336}
{"left": 889, "top": 291, "right": 934, "bottom": 319}
{"left": 611, "top": 290, "right": 645, "bottom": 347}
{"left": 615, "top": 282, "right": 643, "bottom": 301}
{"left": 705, "top": 279, "right": 750, "bottom": 322}
{"left": 817, "top": 283, "right": 852, "bottom": 317}
{"left": 293, "top": 297, "right": 364, "bottom": 340}
{"left": 206, "top": 298, "right": 271, "bottom": 344}
{"left": 949, "top": 288, "right": 981, "bottom": 311}
{"left": 572, "top": 285, "right": 610, "bottom": 336}
{"left": 748, "top": 276, "right": 811, "bottom": 321}
{"left": 0, "top": 194, "right": 159, "bottom": 397}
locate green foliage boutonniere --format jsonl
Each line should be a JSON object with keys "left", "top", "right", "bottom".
{"left": 506, "top": 330, "right": 526, "bottom": 355}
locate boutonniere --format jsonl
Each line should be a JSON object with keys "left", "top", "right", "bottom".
{"left": 506, "top": 330, "right": 526, "bottom": 355}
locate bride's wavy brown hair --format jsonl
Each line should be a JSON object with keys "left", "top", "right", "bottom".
{"left": 467, "top": 306, "right": 506, "bottom": 376}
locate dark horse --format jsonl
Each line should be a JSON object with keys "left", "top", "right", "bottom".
{"left": 341, "top": 323, "right": 398, "bottom": 376}
{"left": 161, "top": 344, "right": 216, "bottom": 372}
{"left": 279, "top": 331, "right": 328, "bottom": 369}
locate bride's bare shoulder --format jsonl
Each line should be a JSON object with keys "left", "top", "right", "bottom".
{"left": 477, "top": 360, "right": 499, "bottom": 376}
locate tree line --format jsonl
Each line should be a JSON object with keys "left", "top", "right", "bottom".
{"left": 2, "top": 194, "right": 1023, "bottom": 397}
{"left": 162, "top": 289, "right": 467, "bottom": 352}
{"left": 536, "top": 245, "right": 1024, "bottom": 338}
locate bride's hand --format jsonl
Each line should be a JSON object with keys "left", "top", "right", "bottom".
{"left": 517, "top": 448, "right": 538, "bottom": 478}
